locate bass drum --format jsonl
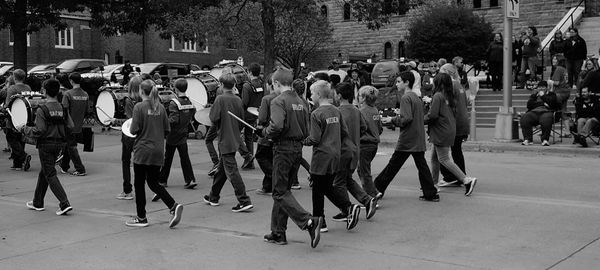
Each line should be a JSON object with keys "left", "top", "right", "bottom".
{"left": 9, "top": 94, "right": 47, "bottom": 128}
{"left": 185, "top": 74, "right": 219, "bottom": 125}
{"left": 95, "top": 88, "right": 128, "bottom": 126}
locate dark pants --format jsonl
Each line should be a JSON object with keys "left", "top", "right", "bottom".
{"left": 255, "top": 143, "right": 273, "bottom": 191}
{"left": 374, "top": 151, "right": 437, "bottom": 198}
{"left": 160, "top": 143, "right": 195, "bottom": 185}
{"left": 566, "top": 59, "right": 584, "bottom": 87}
{"left": 520, "top": 111, "right": 554, "bottom": 141}
{"left": 270, "top": 141, "right": 311, "bottom": 234}
{"left": 357, "top": 143, "right": 379, "bottom": 197}
{"left": 121, "top": 135, "right": 134, "bottom": 194}
{"left": 60, "top": 132, "right": 85, "bottom": 173}
{"left": 440, "top": 135, "right": 467, "bottom": 182}
{"left": 489, "top": 61, "right": 503, "bottom": 91}
{"left": 205, "top": 125, "right": 251, "bottom": 166}
{"left": 33, "top": 143, "right": 70, "bottom": 209}
{"left": 333, "top": 151, "right": 371, "bottom": 211}
{"left": 208, "top": 152, "right": 251, "bottom": 204}
{"left": 312, "top": 173, "right": 350, "bottom": 217}
{"left": 6, "top": 129, "right": 26, "bottom": 167}
{"left": 133, "top": 164, "right": 176, "bottom": 219}
{"left": 242, "top": 115, "right": 257, "bottom": 156}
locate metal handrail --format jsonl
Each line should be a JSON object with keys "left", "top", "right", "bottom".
{"left": 540, "top": 0, "right": 587, "bottom": 79}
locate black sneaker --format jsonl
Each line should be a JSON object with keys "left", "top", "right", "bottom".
{"left": 208, "top": 163, "right": 219, "bottom": 176}
{"left": 365, "top": 197, "right": 378, "bottom": 220}
{"left": 464, "top": 177, "right": 478, "bottom": 196}
{"left": 306, "top": 216, "right": 323, "bottom": 248}
{"left": 232, "top": 203, "right": 253, "bottom": 213}
{"left": 346, "top": 204, "right": 361, "bottom": 230}
{"left": 419, "top": 194, "right": 440, "bottom": 202}
{"left": 184, "top": 181, "right": 197, "bottom": 189}
{"left": 203, "top": 195, "right": 220, "bottom": 206}
{"left": 151, "top": 193, "right": 160, "bottom": 202}
{"left": 332, "top": 213, "right": 348, "bottom": 222}
{"left": 580, "top": 135, "right": 589, "bottom": 148}
{"left": 22, "top": 154, "right": 31, "bottom": 171}
{"left": 169, "top": 203, "right": 183, "bottom": 228}
{"left": 126, "top": 216, "right": 149, "bottom": 227}
{"left": 241, "top": 155, "right": 255, "bottom": 169}
{"left": 264, "top": 232, "right": 288, "bottom": 245}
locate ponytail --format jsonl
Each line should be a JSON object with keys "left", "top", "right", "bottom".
{"left": 140, "top": 79, "right": 161, "bottom": 114}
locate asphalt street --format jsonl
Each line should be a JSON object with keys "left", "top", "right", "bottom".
{"left": 1, "top": 129, "right": 599, "bottom": 269}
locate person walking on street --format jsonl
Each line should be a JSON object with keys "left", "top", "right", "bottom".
{"left": 4, "top": 69, "right": 32, "bottom": 171}
{"left": 116, "top": 76, "right": 142, "bottom": 200}
{"left": 59, "top": 73, "right": 88, "bottom": 176}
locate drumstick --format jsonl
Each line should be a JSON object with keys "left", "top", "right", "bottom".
{"left": 227, "top": 111, "right": 256, "bottom": 131}
{"left": 187, "top": 96, "right": 206, "bottom": 108}
{"left": 95, "top": 106, "right": 115, "bottom": 122}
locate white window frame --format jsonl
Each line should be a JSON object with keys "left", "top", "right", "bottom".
{"left": 182, "top": 38, "right": 197, "bottom": 52}
{"left": 169, "top": 36, "right": 176, "bottom": 51}
{"left": 55, "top": 27, "right": 74, "bottom": 49}
{"left": 170, "top": 35, "right": 204, "bottom": 53}
{"left": 8, "top": 30, "right": 31, "bottom": 47}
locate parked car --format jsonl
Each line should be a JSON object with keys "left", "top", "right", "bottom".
{"left": 0, "top": 65, "right": 14, "bottom": 85}
{"left": 81, "top": 64, "right": 138, "bottom": 84}
{"left": 371, "top": 60, "right": 399, "bottom": 88}
{"left": 137, "top": 63, "right": 201, "bottom": 81}
{"left": 0, "top": 62, "right": 12, "bottom": 68}
{"left": 30, "top": 59, "right": 105, "bottom": 79}
{"left": 27, "top": 63, "right": 56, "bottom": 74}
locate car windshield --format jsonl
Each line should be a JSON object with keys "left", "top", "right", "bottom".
{"left": 90, "top": 64, "right": 121, "bottom": 73}
{"left": 55, "top": 60, "right": 79, "bottom": 70}
{"left": 373, "top": 62, "right": 398, "bottom": 73}
{"left": 137, "top": 63, "right": 160, "bottom": 74}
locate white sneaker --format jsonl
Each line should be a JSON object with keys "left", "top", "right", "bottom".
{"left": 116, "top": 192, "right": 134, "bottom": 200}
{"left": 541, "top": 140, "right": 550, "bottom": 146}
{"left": 521, "top": 140, "right": 533, "bottom": 145}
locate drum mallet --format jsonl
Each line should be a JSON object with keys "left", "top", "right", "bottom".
{"left": 187, "top": 97, "right": 206, "bottom": 108}
{"left": 227, "top": 111, "right": 256, "bottom": 131}
{"left": 95, "top": 106, "right": 115, "bottom": 123}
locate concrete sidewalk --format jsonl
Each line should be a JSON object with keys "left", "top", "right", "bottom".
{"left": 379, "top": 127, "right": 600, "bottom": 157}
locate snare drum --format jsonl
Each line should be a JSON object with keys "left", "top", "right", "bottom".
{"left": 95, "top": 88, "right": 129, "bottom": 126}
{"left": 9, "top": 95, "right": 47, "bottom": 128}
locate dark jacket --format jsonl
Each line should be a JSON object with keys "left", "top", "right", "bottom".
{"left": 565, "top": 36, "right": 587, "bottom": 60}
{"left": 425, "top": 92, "right": 456, "bottom": 147}
{"left": 549, "top": 38, "right": 568, "bottom": 56}
{"left": 581, "top": 70, "right": 600, "bottom": 94}
{"left": 574, "top": 96, "right": 600, "bottom": 119}
{"left": 526, "top": 91, "right": 559, "bottom": 112}
{"left": 522, "top": 35, "right": 540, "bottom": 58}
{"left": 486, "top": 41, "right": 504, "bottom": 63}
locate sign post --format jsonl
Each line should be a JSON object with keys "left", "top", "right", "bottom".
{"left": 493, "top": 0, "right": 520, "bottom": 142}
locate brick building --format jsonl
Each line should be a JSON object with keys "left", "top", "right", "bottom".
{"left": 0, "top": 14, "right": 260, "bottom": 68}
{"left": 311, "top": 0, "right": 600, "bottom": 69}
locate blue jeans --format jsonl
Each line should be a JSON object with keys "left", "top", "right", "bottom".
{"left": 358, "top": 143, "right": 379, "bottom": 197}
{"left": 33, "top": 143, "right": 70, "bottom": 209}
{"left": 208, "top": 152, "right": 251, "bottom": 204}
{"left": 333, "top": 150, "right": 371, "bottom": 209}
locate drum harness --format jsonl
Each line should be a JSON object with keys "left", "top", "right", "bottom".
{"left": 170, "top": 97, "right": 195, "bottom": 126}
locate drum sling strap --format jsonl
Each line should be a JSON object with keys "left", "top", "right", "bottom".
{"left": 171, "top": 98, "right": 195, "bottom": 126}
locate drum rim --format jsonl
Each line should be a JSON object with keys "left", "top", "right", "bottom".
{"left": 95, "top": 90, "right": 118, "bottom": 127}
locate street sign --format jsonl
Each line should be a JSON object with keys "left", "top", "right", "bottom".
{"left": 506, "top": 0, "right": 519, "bottom": 18}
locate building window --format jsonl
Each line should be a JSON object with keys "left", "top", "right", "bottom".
{"left": 8, "top": 30, "right": 30, "bottom": 47}
{"left": 321, "top": 5, "right": 328, "bottom": 17}
{"left": 182, "top": 39, "right": 197, "bottom": 52}
{"left": 398, "top": 41, "right": 405, "bottom": 58}
{"left": 490, "top": 0, "right": 499, "bottom": 7}
{"left": 55, "top": 27, "right": 73, "bottom": 49}
{"left": 473, "top": 0, "right": 481, "bottom": 8}
{"left": 343, "top": 3, "right": 351, "bottom": 20}
{"left": 384, "top": 42, "right": 392, "bottom": 59}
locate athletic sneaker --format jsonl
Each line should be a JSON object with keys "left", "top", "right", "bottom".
{"left": 169, "top": 203, "right": 183, "bottom": 228}
{"left": 521, "top": 140, "right": 533, "bottom": 146}
{"left": 56, "top": 205, "right": 73, "bottom": 216}
{"left": 255, "top": 188, "right": 272, "bottom": 196}
{"left": 126, "top": 217, "right": 149, "bottom": 227}
{"left": 541, "top": 140, "right": 550, "bottom": 146}
{"left": 438, "top": 180, "right": 461, "bottom": 187}
{"left": 365, "top": 197, "right": 378, "bottom": 220}
{"left": 375, "top": 192, "right": 384, "bottom": 200}
{"left": 464, "top": 177, "right": 478, "bottom": 196}
{"left": 264, "top": 232, "right": 288, "bottom": 245}
{"left": 10, "top": 165, "right": 22, "bottom": 171}
{"left": 320, "top": 219, "right": 329, "bottom": 233}
{"left": 241, "top": 155, "right": 255, "bottom": 169}
{"left": 207, "top": 163, "right": 219, "bottom": 176}
{"left": 184, "top": 181, "right": 197, "bottom": 189}
{"left": 26, "top": 201, "right": 45, "bottom": 211}
{"left": 71, "top": 171, "right": 86, "bottom": 176}
{"left": 346, "top": 204, "right": 360, "bottom": 230}
{"left": 332, "top": 213, "right": 348, "bottom": 222}
{"left": 306, "top": 216, "right": 323, "bottom": 248}
{"left": 291, "top": 184, "right": 301, "bottom": 190}
{"left": 232, "top": 203, "right": 254, "bottom": 213}
{"left": 419, "top": 194, "right": 441, "bottom": 202}
{"left": 116, "top": 192, "right": 134, "bottom": 200}
{"left": 203, "top": 195, "right": 220, "bottom": 206}
{"left": 22, "top": 154, "right": 31, "bottom": 171}
{"left": 151, "top": 193, "right": 160, "bottom": 202}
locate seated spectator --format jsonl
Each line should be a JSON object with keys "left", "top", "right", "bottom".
{"left": 520, "top": 81, "right": 559, "bottom": 146}
{"left": 573, "top": 87, "right": 600, "bottom": 147}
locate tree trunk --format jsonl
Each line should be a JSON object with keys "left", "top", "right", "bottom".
{"left": 261, "top": 0, "right": 275, "bottom": 76}
{"left": 12, "top": 0, "right": 28, "bottom": 70}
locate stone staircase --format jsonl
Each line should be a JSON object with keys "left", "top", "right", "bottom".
{"left": 578, "top": 16, "right": 600, "bottom": 57}
{"left": 471, "top": 88, "right": 575, "bottom": 128}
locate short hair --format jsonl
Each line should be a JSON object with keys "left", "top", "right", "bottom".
{"left": 398, "top": 71, "right": 415, "bottom": 89}
{"left": 330, "top": 74, "right": 341, "bottom": 86}
{"left": 310, "top": 80, "right": 333, "bottom": 99}
{"left": 141, "top": 73, "right": 152, "bottom": 80}
{"left": 272, "top": 67, "right": 294, "bottom": 86}
{"left": 537, "top": 80, "right": 548, "bottom": 88}
{"left": 12, "top": 69, "right": 26, "bottom": 82}
{"left": 292, "top": 79, "right": 306, "bottom": 96}
{"left": 174, "top": 78, "right": 188, "bottom": 92}
{"left": 219, "top": 73, "right": 237, "bottom": 89}
{"left": 438, "top": 58, "right": 447, "bottom": 66}
{"left": 248, "top": 63, "right": 261, "bottom": 76}
{"left": 313, "top": 72, "right": 330, "bottom": 82}
{"left": 528, "top": 26, "right": 538, "bottom": 36}
{"left": 43, "top": 78, "right": 61, "bottom": 98}
{"left": 335, "top": 82, "right": 354, "bottom": 103}
{"left": 69, "top": 72, "right": 82, "bottom": 84}
{"left": 359, "top": 86, "right": 379, "bottom": 106}
{"left": 452, "top": 56, "right": 463, "bottom": 65}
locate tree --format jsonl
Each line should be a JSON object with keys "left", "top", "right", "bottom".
{"left": 405, "top": 2, "right": 493, "bottom": 63}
